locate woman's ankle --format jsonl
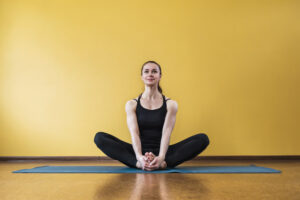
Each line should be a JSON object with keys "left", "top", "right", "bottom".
{"left": 136, "top": 161, "right": 141, "bottom": 169}
{"left": 160, "top": 161, "right": 167, "bottom": 169}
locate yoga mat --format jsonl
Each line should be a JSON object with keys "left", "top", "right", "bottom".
{"left": 12, "top": 164, "right": 281, "bottom": 174}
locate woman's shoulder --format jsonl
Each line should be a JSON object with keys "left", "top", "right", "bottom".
{"left": 125, "top": 97, "right": 139, "bottom": 113}
{"left": 165, "top": 96, "right": 178, "bottom": 112}
{"left": 164, "top": 95, "right": 176, "bottom": 102}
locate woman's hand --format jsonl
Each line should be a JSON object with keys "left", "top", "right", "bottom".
{"left": 136, "top": 155, "right": 150, "bottom": 170}
{"left": 145, "top": 152, "right": 155, "bottom": 163}
{"left": 140, "top": 152, "right": 156, "bottom": 171}
{"left": 144, "top": 153, "right": 165, "bottom": 171}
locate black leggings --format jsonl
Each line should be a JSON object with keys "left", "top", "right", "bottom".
{"left": 94, "top": 132, "right": 210, "bottom": 168}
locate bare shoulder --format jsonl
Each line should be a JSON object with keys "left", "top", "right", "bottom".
{"left": 125, "top": 98, "right": 138, "bottom": 113}
{"left": 166, "top": 97, "right": 178, "bottom": 113}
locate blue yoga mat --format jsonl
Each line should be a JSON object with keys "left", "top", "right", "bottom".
{"left": 12, "top": 164, "right": 281, "bottom": 174}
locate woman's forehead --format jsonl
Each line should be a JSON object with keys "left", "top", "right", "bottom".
{"left": 143, "top": 63, "right": 159, "bottom": 70}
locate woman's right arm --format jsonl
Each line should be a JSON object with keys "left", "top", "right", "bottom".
{"left": 125, "top": 100, "right": 143, "bottom": 160}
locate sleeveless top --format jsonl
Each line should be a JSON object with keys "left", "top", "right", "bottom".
{"left": 133, "top": 93, "right": 171, "bottom": 150}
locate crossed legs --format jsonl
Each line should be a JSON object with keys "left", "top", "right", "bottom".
{"left": 94, "top": 132, "right": 210, "bottom": 169}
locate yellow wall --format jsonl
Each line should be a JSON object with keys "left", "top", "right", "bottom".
{"left": 1, "top": 0, "right": 299, "bottom": 156}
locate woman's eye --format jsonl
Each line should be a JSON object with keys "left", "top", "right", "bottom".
{"left": 144, "top": 70, "right": 157, "bottom": 73}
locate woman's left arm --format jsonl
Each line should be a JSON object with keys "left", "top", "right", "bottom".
{"left": 158, "top": 100, "right": 178, "bottom": 160}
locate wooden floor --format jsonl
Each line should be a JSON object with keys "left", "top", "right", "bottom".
{"left": 1, "top": 160, "right": 299, "bottom": 200}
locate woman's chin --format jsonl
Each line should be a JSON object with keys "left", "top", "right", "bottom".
{"left": 144, "top": 83, "right": 157, "bottom": 87}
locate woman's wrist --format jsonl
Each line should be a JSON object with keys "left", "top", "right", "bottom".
{"left": 158, "top": 155, "right": 165, "bottom": 160}
{"left": 136, "top": 154, "right": 143, "bottom": 160}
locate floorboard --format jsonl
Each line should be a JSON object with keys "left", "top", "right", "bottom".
{"left": 1, "top": 160, "right": 299, "bottom": 200}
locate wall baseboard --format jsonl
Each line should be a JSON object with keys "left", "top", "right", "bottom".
{"left": 0, "top": 155, "right": 299, "bottom": 162}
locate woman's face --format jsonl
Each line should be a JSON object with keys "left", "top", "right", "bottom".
{"left": 141, "top": 63, "right": 161, "bottom": 86}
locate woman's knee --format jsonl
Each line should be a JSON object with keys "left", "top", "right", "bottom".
{"left": 195, "top": 133, "right": 210, "bottom": 147}
{"left": 94, "top": 132, "right": 108, "bottom": 145}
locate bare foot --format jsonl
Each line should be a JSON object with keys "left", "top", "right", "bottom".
{"left": 145, "top": 152, "right": 167, "bottom": 169}
{"left": 136, "top": 153, "right": 154, "bottom": 169}
{"left": 136, "top": 160, "right": 142, "bottom": 169}
{"left": 159, "top": 161, "right": 167, "bottom": 169}
{"left": 145, "top": 152, "right": 155, "bottom": 163}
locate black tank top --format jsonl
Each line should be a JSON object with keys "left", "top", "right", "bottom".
{"left": 133, "top": 93, "right": 171, "bottom": 150}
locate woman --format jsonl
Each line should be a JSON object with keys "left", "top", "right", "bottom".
{"left": 94, "top": 61, "right": 210, "bottom": 171}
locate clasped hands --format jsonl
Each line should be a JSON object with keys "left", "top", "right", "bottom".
{"left": 138, "top": 152, "right": 166, "bottom": 171}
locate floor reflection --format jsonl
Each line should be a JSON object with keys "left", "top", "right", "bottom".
{"left": 94, "top": 172, "right": 208, "bottom": 200}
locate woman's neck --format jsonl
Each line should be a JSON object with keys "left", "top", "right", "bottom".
{"left": 142, "top": 86, "right": 161, "bottom": 100}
